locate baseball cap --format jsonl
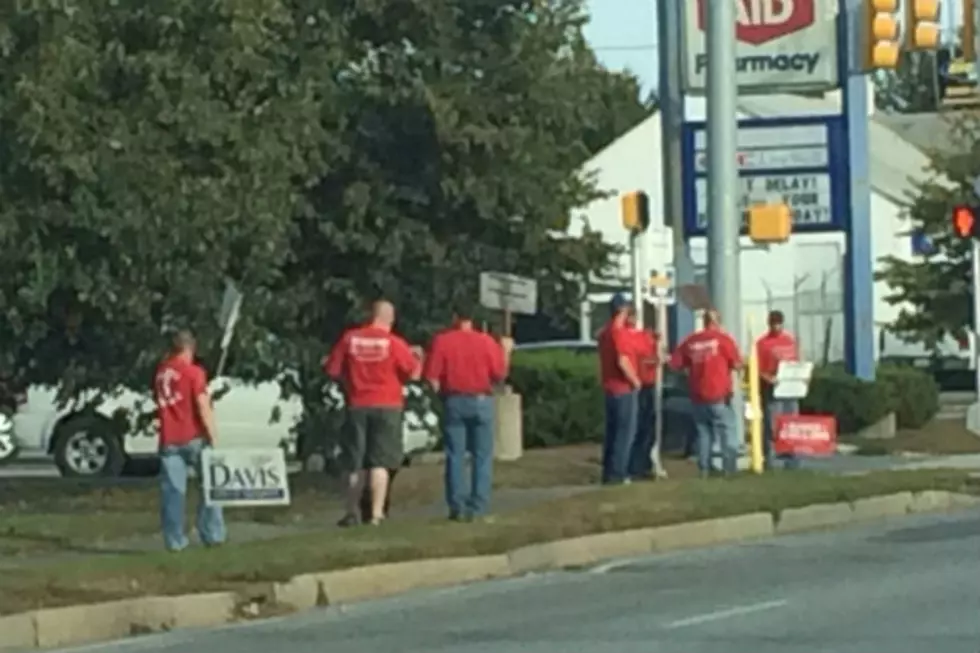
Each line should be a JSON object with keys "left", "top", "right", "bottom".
{"left": 610, "top": 293, "right": 631, "bottom": 313}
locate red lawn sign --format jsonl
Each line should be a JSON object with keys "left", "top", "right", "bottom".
{"left": 773, "top": 414, "right": 837, "bottom": 457}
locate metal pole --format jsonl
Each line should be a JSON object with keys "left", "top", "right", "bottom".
{"left": 705, "top": 0, "right": 743, "bottom": 470}
{"left": 631, "top": 234, "right": 643, "bottom": 328}
{"left": 705, "top": 0, "right": 741, "bottom": 329}
{"left": 972, "top": 240, "right": 980, "bottom": 398}
{"left": 651, "top": 299, "right": 668, "bottom": 478}
{"left": 657, "top": 0, "right": 694, "bottom": 345}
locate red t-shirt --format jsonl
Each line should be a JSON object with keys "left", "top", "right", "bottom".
{"left": 598, "top": 320, "right": 636, "bottom": 395}
{"left": 669, "top": 326, "right": 742, "bottom": 404}
{"left": 632, "top": 329, "right": 659, "bottom": 386}
{"left": 424, "top": 327, "right": 506, "bottom": 395}
{"left": 324, "top": 324, "right": 419, "bottom": 408}
{"left": 154, "top": 355, "right": 208, "bottom": 447}
{"left": 756, "top": 330, "right": 799, "bottom": 380}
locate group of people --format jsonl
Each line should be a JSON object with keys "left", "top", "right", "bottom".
{"left": 150, "top": 294, "right": 800, "bottom": 550}
{"left": 598, "top": 293, "right": 800, "bottom": 482}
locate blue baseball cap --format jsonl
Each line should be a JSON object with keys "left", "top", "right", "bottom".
{"left": 610, "top": 293, "right": 630, "bottom": 313}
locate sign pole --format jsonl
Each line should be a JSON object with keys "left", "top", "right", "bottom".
{"left": 651, "top": 298, "right": 668, "bottom": 478}
{"left": 657, "top": 0, "right": 694, "bottom": 345}
{"left": 630, "top": 233, "right": 643, "bottom": 328}
{"left": 503, "top": 308, "right": 512, "bottom": 338}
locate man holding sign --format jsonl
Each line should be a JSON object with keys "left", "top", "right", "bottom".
{"left": 154, "top": 330, "right": 225, "bottom": 552}
{"left": 756, "top": 310, "right": 801, "bottom": 470}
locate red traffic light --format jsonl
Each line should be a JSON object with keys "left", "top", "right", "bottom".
{"left": 952, "top": 205, "right": 977, "bottom": 238}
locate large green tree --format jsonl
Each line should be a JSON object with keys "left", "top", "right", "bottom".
{"left": 874, "top": 114, "right": 980, "bottom": 349}
{"left": 0, "top": 0, "right": 329, "bottom": 395}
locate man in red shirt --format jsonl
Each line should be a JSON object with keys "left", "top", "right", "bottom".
{"left": 325, "top": 300, "right": 421, "bottom": 526}
{"left": 597, "top": 293, "right": 641, "bottom": 485}
{"left": 756, "top": 310, "right": 801, "bottom": 470}
{"left": 424, "top": 303, "right": 511, "bottom": 521}
{"left": 627, "top": 320, "right": 659, "bottom": 479}
{"left": 669, "top": 309, "right": 743, "bottom": 476}
{"left": 154, "top": 329, "right": 224, "bottom": 552}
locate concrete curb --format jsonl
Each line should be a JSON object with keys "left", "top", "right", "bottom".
{"left": 2, "top": 490, "right": 978, "bottom": 651}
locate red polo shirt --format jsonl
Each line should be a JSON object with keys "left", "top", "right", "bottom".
{"left": 423, "top": 326, "right": 506, "bottom": 395}
{"left": 756, "top": 330, "right": 799, "bottom": 381}
{"left": 670, "top": 326, "right": 741, "bottom": 404}
{"left": 632, "top": 329, "right": 659, "bottom": 386}
{"left": 324, "top": 324, "right": 419, "bottom": 408}
{"left": 598, "top": 319, "right": 636, "bottom": 395}
{"left": 154, "top": 355, "right": 208, "bottom": 447}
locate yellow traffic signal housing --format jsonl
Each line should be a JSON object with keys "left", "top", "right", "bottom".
{"left": 621, "top": 191, "right": 650, "bottom": 232}
{"left": 965, "top": 0, "right": 976, "bottom": 61}
{"left": 747, "top": 203, "right": 792, "bottom": 243}
{"left": 863, "top": 0, "right": 901, "bottom": 70}
{"left": 905, "top": 0, "right": 941, "bottom": 50}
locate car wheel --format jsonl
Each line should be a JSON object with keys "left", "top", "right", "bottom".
{"left": 53, "top": 416, "right": 126, "bottom": 478}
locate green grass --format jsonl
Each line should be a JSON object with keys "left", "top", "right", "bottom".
{"left": 845, "top": 419, "right": 980, "bottom": 456}
{"left": 0, "top": 467, "right": 973, "bottom": 616}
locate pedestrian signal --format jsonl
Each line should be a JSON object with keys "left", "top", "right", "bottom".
{"left": 952, "top": 205, "right": 979, "bottom": 238}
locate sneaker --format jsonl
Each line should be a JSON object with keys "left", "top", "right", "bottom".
{"left": 449, "top": 513, "right": 473, "bottom": 523}
{"left": 337, "top": 513, "right": 361, "bottom": 528}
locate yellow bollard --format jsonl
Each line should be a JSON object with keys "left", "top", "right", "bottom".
{"left": 746, "top": 316, "right": 765, "bottom": 474}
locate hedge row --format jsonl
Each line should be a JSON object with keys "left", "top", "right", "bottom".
{"left": 510, "top": 351, "right": 940, "bottom": 446}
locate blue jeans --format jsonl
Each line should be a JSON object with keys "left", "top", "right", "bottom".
{"left": 443, "top": 395, "right": 495, "bottom": 517}
{"left": 603, "top": 391, "right": 638, "bottom": 484}
{"left": 762, "top": 393, "right": 801, "bottom": 470}
{"left": 692, "top": 401, "right": 738, "bottom": 474}
{"left": 160, "top": 438, "right": 225, "bottom": 551}
{"left": 628, "top": 386, "right": 655, "bottom": 478}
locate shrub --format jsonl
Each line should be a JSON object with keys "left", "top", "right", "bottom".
{"left": 875, "top": 363, "right": 940, "bottom": 429}
{"left": 509, "top": 349, "right": 603, "bottom": 448}
{"left": 800, "top": 366, "right": 892, "bottom": 435}
{"left": 800, "top": 363, "right": 939, "bottom": 433}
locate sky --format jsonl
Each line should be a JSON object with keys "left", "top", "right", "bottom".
{"left": 583, "top": 0, "right": 964, "bottom": 96}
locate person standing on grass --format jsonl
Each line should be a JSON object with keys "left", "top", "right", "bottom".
{"left": 669, "top": 309, "right": 742, "bottom": 477}
{"left": 154, "top": 329, "right": 225, "bottom": 552}
{"left": 597, "top": 293, "right": 641, "bottom": 485}
{"left": 325, "top": 299, "right": 421, "bottom": 527}
{"left": 756, "top": 310, "right": 801, "bottom": 470}
{"left": 628, "top": 320, "right": 660, "bottom": 480}
{"left": 424, "top": 303, "right": 512, "bottom": 522}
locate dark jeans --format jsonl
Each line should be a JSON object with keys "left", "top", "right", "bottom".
{"left": 628, "top": 385, "right": 656, "bottom": 478}
{"left": 602, "top": 391, "right": 638, "bottom": 484}
{"left": 762, "top": 390, "right": 801, "bottom": 470}
{"left": 443, "top": 394, "right": 495, "bottom": 517}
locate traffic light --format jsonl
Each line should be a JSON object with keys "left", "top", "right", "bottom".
{"left": 863, "top": 0, "right": 901, "bottom": 70}
{"left": 905, "top": 0, "right": 941, "bottom": 50}
{"left": 621, "top": 191, "right": 650, "bottom": 232}
{"left": 952, "top": 204, "right": 980, "bottom": 238}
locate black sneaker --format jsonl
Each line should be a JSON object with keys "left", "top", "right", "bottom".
{"left": 337, "top": 513, "right": 361, "bottom": 528}
{"left": 449, "top": 512, "right": 472, "bottom": 523}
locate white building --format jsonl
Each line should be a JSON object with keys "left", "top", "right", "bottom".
{"left": 569, "top": 90, "right": 946, "bottom": 362}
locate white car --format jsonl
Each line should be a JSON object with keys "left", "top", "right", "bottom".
{"left": 10, "top": 377, "right": 304, "bottom": 477}
{"left": 6, "top": 377, "right": 440, "bottom": 477}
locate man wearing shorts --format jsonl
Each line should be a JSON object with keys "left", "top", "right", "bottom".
{"left": 325, "top": 300, "right": 421, "bottom": 526}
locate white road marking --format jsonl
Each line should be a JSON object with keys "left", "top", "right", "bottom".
{"left": 589, "top": 558, "right": 645, "bottom": 574}
{"left": 664, "top": 599, "right": 788, "bottom": 629}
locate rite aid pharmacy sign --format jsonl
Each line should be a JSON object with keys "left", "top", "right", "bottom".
{"left": 681, "top": 115, "right": 848, "bottom": 237}
{"left": 683, "top": 0, "right": 839, "bottom": 93}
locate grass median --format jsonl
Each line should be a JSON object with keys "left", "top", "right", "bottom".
{"left": 1, "top": 463, "right": 974, "bottom": 616}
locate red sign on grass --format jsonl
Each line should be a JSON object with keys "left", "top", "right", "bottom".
{"left": 773, "top": 414, "right": 837, "bottom": 457}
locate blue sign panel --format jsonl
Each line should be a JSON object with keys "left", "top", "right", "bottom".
{"left": 681, "top": 115, "right": 848, "bottom": 238}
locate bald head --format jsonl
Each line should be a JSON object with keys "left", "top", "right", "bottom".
{"left": 371, "top": 300, "right": 396, "bottom": 329}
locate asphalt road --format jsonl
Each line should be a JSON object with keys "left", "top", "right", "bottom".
{"left": 44, "top": 509, "right": 980, "bottom": 653}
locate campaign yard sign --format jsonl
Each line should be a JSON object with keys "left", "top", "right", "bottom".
{"left": 773, "top": 414, "right": 837, "bottom": 457}
{"left": 202, "top": 448, "right": 291, "bottom": 507}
